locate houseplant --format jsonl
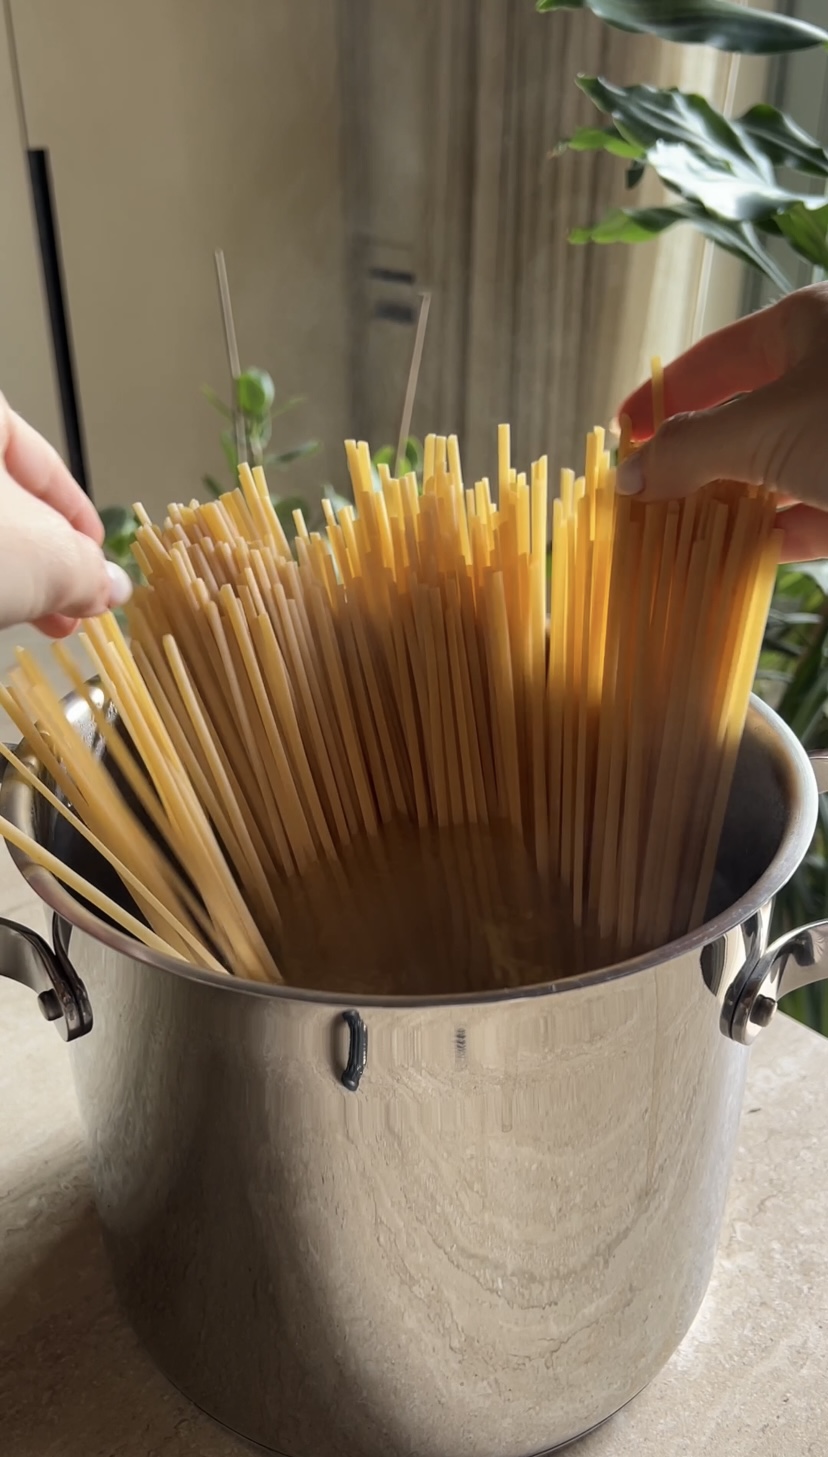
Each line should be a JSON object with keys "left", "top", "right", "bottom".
{"left": 101, "top": 367, "right": 321, "bottom": 580}
{"left": 101, "top": 369, "right": 419, "bottom": 579}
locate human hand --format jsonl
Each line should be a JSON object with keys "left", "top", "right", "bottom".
{"left": 615, "top": 284, "right": 828, "bottom": 562}
{"left": 0, "top": 394, "right": 131, "bottom": 637}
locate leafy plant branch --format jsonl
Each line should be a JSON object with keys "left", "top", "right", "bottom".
{"left": 557, "top": 77, "right": 828, "bottom": 293}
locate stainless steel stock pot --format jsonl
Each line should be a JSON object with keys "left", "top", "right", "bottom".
{"left": 2, "top": 687, "right": 828, "bottom": 1457}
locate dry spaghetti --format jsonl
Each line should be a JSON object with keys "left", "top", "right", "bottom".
{"left": 0, "top": 417, "right": 780, "bottom": 987}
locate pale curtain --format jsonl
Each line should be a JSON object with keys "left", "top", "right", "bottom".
{"left": 428, "top": 5, "right": 737, "bottom": 476}
{"left": 341, "top": 1, "right": 751, "bottom": 480}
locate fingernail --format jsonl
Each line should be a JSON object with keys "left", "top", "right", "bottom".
{"left": 616, "top": 455, "right": 644, "bottom": 497}
{"left": 105, "top": 561, "right": 133, "bottom": 607}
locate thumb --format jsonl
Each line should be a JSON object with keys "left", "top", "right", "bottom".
{"left": 616, "top": 362, "right": 828, "bottom": 507}
{"left": 39, "top": 529, "right": 133, "bottom": 622}
{"left": 0, "top": 477, "right": 133, "bottom": 633}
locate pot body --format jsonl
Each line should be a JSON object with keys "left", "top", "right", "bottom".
{"left": 3, "top": 693, "right": 821, "bottom": 1457}
{"left": 65, "top": 920, "right": 755, "bottom": 1457}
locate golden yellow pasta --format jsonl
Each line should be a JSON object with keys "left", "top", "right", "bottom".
{"left": 0, "top": 410, "right": 781, "bottom": 989}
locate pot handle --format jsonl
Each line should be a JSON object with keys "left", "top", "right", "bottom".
{"left": 729, "top": 749, "right": 828, "bottom": 1044}
{"left": 729, "top": 921, "right": 828, "bottom": 1045}
{"left": 0, "top": 917, "right": 92, "bottom": 1041}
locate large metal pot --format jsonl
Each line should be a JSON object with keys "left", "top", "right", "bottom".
{"left": 2, "top": 687, "right": 828, "bottom": 1457}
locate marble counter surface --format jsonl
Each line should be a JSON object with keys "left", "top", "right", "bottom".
{"left": 0, "top": 630, "right": 827, "bottom": 1456}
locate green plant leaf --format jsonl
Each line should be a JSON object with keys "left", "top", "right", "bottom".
{"left": 202, "top": 474, "right": 225, "bottom": 499}
{"left": 271, "top": 495, "right": 308, "bottom": 544}
{"left": 265, "top": 439, "right": 320, "bottom": 469}
{"left": 570, "top": 77, "right": 825, "bottom": 286}
{"left": 651, "top": 139, "right": 815, "bottom": 221}
{"left": 101, "top": 504, "right": 139, "bottom": 564}
{"left": 371, "top": 437, "right": 424, "bottom": 478}
{"left": 100, "top": 505, "right": 138, "bottom": 540}
{"left": 576, "top": 79, "right": 828, "bottom": 219}
{"left": 201, "top": 385, "right": 233, "bottom": 419}
{"left": 766, "top": 609, "right": 823, "bottom": 628}
{"left": 402, "top": 436, "right": 424, "bottom": 474}
{"left": 570, "top": 204, "right": 687, "bottom": 244}
{"left": 236, "top": 368, "right": 275, "bottom": 418}
{"left": 537, "top": 1, "right": 828, "bottom": 54}
{"left": 572, "top": 84, "right": 828, "bottom": 234}
{"left": 738, "top": 104, "right": 828, "bottom": 178}
{"left": 271, "top": 394, "right": 306, "bottom": 419}
{"left": 775, "top": 566, "right": 828, "bottom": 603}
{"left": 221, "top": 427, "right": 240, "bottom": 475}
{"left": 570, "top": 200, "right": 793, "bottom": 291}
{"left": 555, "top": 124, "right": 645, "bottom": 160}
{"left": 577, "top": 77, "right": 766, "bottom": 171}
{"left": 372, "top": 444, "right": 396, "bottom": 471}
{"left": 768, "top": 202, "right": 828, "bottom": 273}
{"left": 671, "top": 215, "right": 794, "bottom": 291}
{"left": 323, "top": 485, "right": 353, "bottom": 516}
{"left": 787, "top": 560, "right": 828, "bottom": 595}
{"left": 249, "top": 416, "right": 273, "bottom": 452}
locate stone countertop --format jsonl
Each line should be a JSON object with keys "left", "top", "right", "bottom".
{"left": 0, "top": 629, "right": 827, "bottom": 1456}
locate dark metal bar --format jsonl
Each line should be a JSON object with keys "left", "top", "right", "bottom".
{"left": 26, "top": 148, "right": 90, "bottom": 495}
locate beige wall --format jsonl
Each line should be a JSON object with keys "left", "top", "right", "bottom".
{"left": 2, "top": 3, "right": 764, "bottom": 518}
{"left": 0, "top": 6, "right": 63, "bottom": 449}
{"left": 8, "top": 0, "right": 348, "bottom": 520}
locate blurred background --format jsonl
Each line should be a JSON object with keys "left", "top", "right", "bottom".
{"left": 0, "top": 0, "right": 784, "bottom": 520}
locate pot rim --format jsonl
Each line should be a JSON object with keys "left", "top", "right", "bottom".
{"left": 2, "top": 691, "right": 817, "bottom": 1009}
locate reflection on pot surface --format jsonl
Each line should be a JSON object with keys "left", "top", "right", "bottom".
{"left": 1, "top": 695, "right": 827, "bottom": 1456}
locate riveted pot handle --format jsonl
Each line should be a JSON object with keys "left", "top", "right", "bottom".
{"left": 728, "top": 751, "right": 828, "bottom": 1043}
{"left": 729, "top": 921, "right": 828, "bottom": 1045}
{"left": 0, "top": 917, "right": 92, "bottom": 1040}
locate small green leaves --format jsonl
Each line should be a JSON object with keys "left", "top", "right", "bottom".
{"left": 235, "top": 367, "right": 275, "bottom": 418}
{"left": 568, "top": 200, "right": 793, "bottom": 292}
{"left": 554, "top": 125, "right": 645, "bottom": 161}
{"left": 265, "top": 440, "right": 321, "bottom": 469}
{"left": 271, "top": 495, "right": 309, "bottom": 545}
{"left": 569, "top": 204, "right": 686, "bottom": 245}
{"left": 323, "top": 484, "right": 353, "bottom": 517}
{"left": 203, "top": 364, "right": 320, "bottom": 493}
{"left": 372, "top": 444, "right": 396, "bottom": 472}
{"left": 100, "top": 505, "right": 142, "bottom": 584}
{"left": 370, "top": 436, "right": 424, "bottom": 490}
{"left": 100, "top": 504, "right": 137, "bottom": 552}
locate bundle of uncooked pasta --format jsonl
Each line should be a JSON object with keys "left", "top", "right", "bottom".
{"left": 0, "top": 420, "right": 780, "bottom": 992}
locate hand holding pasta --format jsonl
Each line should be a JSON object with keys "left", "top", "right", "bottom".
{"left": 0, "top": 393, "right": 132, "bottom": 636}
{"left": 616, "top": 284, "right": 828, "bottom": 563}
